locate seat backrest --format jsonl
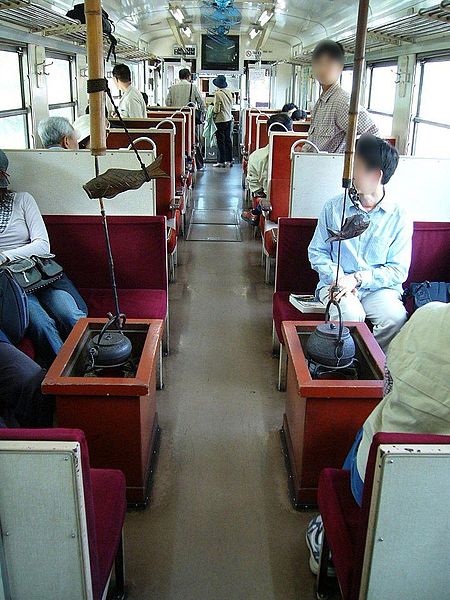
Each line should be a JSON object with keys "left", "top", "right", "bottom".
{"left": 267, "top": 132, "right": 308, "bottom": 221}
{"left": 354, "top": 433, "right": 450, "bottom": 600}
{"left": 275, "top": 217, "right": 318, "bottom": 293}
{"left": 0, "top": 428, "right": 100, "bottom": 600}
{"left": 147, "top": 108, "right": 194, "bottom": 158}
{"left": 406, "top": 221, "right": 450, "bottom": 285}
{"left": 7, "top": 149, "right": 157, "bottom": 216}
{"left": 107, "top": 128, "right": 175, "bottom": 216}
{"left": 43, "top": 215, "right": 167, "bottom": 291}
{"left": 255, "top": 115, "right": 269, "bottom": 150}
{"left": 110, "top": 118, "right": 185, "bottom": 188}
{"left": 248, "top": 112, "right": 270, "bottom": 155}
{"left": 293, "top": 121, "right": 310, "bottom": 133}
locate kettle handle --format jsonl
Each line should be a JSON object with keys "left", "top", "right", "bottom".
{"left": 324, "top": 298, "right": 345, "bottom": 359}
{"left": 96, "top": 312, "right": 127, "bottom": 346}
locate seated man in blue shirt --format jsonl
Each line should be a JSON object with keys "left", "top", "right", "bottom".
{"left": 308, "top": 134, "right": 413, "bottom": 350}
{"left": 0, "top": 330, "right": 53, "bottom": 428}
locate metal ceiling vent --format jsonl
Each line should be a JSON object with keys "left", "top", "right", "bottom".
{"left": 201, "top": 0, "right": 242, "bottom": 44}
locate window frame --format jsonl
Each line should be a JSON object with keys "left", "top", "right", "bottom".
{"left": 0, "top": 44, "right": 30, "bottom": 147}
{"left": 46, "top": 52, "right": 77, "bottom": 119}
{"left": 411, "top": 54, "right": 450, "bottom": 156}
{"left": 365, "top": 60, "right": 398, "bottom": 120}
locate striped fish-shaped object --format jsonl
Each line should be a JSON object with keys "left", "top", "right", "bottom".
{"left": 83, "top": 154, "right": 169, "bottom": 200}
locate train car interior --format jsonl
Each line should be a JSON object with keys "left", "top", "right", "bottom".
{"left": 0, "top": 1, "right": 449, "bottom": 599}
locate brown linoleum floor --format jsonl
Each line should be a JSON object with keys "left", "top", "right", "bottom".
{"left": 123, "top": 165, "right": 319, "bottom": 600}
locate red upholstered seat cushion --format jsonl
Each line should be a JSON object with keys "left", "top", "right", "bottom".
{"left": 273, "top": 291, "right": 322, "bottom": 342}
{"left": 318, "top": 469, "right": 360, "bottom": 600}
{"left": 91, "top": 468, "right": 127, "bottom": 599}
{"left": 81, "top": 288, "right": 167, "bottom": 321}
{"left": 264, "top": 227, "right": 278, "bottom": 258}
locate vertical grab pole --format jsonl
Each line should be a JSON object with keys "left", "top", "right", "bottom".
{"left": 84, "top": 0, "right": 106, "bottom": 157}
{"left": 342, "top": 0, "right": 370, "bottom": 189}
{"left": 85, "top": 0, "right": 121, "bottom": 323}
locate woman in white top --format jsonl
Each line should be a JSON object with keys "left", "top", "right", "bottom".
{"left": 212, "top": 75, "right": 234, "bottom": 168}
{"left": 0, "top": 150, "right": 87, "bottom": 368}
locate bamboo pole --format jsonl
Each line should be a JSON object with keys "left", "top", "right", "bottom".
{"left": 342, "top": 0, "right": 370, "bottom": 188}
{"left": 84, "top": 0, "right": 106, "bottom": 156}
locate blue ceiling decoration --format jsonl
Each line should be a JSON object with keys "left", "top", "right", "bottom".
{"left": 201, "top": 0, "right": 242, "bottom": 45}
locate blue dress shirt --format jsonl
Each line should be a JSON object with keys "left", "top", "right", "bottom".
{"left": 308, "top": 193, "right": 413, "bottom": 293}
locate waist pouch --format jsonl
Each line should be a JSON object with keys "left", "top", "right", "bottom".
{"left": 3, "top": 254, "right": 64, "bottom": 294}
{"left": 403, "top": 281, "right": 450, "bottom": 311}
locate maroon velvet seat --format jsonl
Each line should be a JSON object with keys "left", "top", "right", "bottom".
{"left": 317, "top": 433, "right": 450, "bottom": 600}
{"left": 0, "top": 428, "right": 126, "bottom": 600}
{"left": 44, "top": 215, "right": 169, "bottom": 354}
{"left": 81, "top": 288, "right": 167, "bottom": 320}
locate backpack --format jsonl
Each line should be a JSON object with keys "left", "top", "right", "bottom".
{"left": 403, "top": 281, "right": 450, "bottom": 312}
{"left": 0, "top": 268, "right": 29, "bottom": 344}
{"left": 67, "top": 3, "right": 118, "bottom": 62}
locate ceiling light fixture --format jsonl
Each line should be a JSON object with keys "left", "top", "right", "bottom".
{"left": 258, "top": 9, "right": 274, "bottom": 26}
{"left": 170, "top": 6, "right": 185, "bottom": 24}
{"left": 249, "top": 27, "right": 261, "bottom": 40}
{"left": 181, "top": 25, "right": 192, "bottom": 38}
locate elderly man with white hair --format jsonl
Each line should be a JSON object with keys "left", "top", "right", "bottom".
{"left": 37, "top": 116, "right": 79, "bottom": 150}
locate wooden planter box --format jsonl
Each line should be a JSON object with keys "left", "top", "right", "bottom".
{"left": 281, "top": 321, "right": 385, "bottom": 509}
{"left": 42, "top": 318, "right": 164, "bottom": 507}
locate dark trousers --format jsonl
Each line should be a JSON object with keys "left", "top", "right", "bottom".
{"left": 215, "top": 120, "right": 233, "bottom": 163}
{"left": 0, "top": 342, "right": 54, "bottom": 428}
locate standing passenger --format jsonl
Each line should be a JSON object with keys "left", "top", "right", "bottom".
{"left": 112, "top": 64, "right": 147, "bottom": 119}
{"left": 166, "top": 68, "right": 205, "bottom": 111}
{"left": 306, "top": 40, "right": 378, "bottom": 153}
{"left": 212, "top": 75, "right": 234, "bottom": 168}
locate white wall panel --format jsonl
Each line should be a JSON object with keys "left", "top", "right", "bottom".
{"left": 290, "top": 153, "right": 450, "bottom": 222}
{"left": 7, "top": 150, "right": 157, "bottom": 216}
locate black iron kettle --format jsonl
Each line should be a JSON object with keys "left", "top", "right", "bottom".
{"left": 88, "top": 313, "right": 132, "bottom": 368}
{"left": 306, "top": 299, "right": 356, "bottom": 368}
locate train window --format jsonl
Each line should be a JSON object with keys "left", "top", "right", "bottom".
{"left": 366, "top": 63, "right": 397, "bottom": 136}
{"left": 46, "top": 54, "right": 77, "bottom": 121}
{"left": 340, "top": 69, "right": 353, "bottom": 95}
{"left": 412, "top": 58, "right": 450, "bottom": 158}
{"left": 0, "top": 47, "right": 29, "bottom": 149}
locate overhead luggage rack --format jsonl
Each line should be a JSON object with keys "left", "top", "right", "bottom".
{"left": 0, "top": 0, "right": 156, "bottom": 61}
{"left": 293, "top": 2, "right": 450, "bottom": 61}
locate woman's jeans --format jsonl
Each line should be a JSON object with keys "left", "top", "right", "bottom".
{"left": 27, "top": 287, "right": 87, "bottom": 368}
{"left": 215, "top": 120, "right": 233, "bottom": 163}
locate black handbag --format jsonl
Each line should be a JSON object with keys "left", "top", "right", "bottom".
{"left": 403, "top": 281, "right": 450, "bottom": 311}
{"left": 2, "top": 254, "right": 64, "bottom": 294}
{"left": 189, "top": 84, "right": 205, "bottom": 125}
{"left": 0, "top": 268, "right": 29, "bottom": 344}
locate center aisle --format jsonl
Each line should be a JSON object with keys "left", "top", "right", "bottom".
{"left": 125, "top": 166, "right": 316, "bottom": 600}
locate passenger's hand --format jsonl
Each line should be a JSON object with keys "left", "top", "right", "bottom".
{"left": 330, "top": 274, "right": 358, "bottom": 301}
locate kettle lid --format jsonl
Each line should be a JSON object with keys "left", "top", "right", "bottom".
{"left": 316, "top": 321, "right": 351, "bottom": 339}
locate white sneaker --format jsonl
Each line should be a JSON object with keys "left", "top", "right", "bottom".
{"left": 225, "top": 161, "right": 234, "bottom": 168}
{"left": 306, "top": 515, "right": 336, "bottom": 577}
{"left": 213, "top": 162, "right": 225, "bottom": 168}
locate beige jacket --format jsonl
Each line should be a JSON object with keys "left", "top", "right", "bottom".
{"left": 357, "top": 302, "right": 450, "bottom": 480}
{"left": 247, "top": 145, "right": 269, "bottom": 194}
{"left": 166, "top": 80, "right": 205, "bottom": 110}
{"left": 213, "top": 89, "right": 233, "bottom": 123}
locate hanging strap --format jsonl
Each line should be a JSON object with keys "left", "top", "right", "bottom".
{"left": 189, "top": 83, "right": 193, "bottom": 104}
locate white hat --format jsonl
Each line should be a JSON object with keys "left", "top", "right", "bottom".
{"left": 73, "top": 114, "right": 91, "bottom": 144}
